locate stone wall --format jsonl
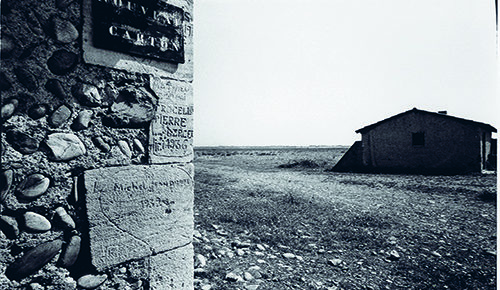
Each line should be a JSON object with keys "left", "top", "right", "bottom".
{"left": 360, "top": 111, "right": 485, "bottom": 173}
{"left": 1, "top": 0, "right": 194, "bottom": 289}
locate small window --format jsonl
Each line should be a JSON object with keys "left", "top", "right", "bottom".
{"left": 412, "top": 132, "right": 425, "bottom": 146}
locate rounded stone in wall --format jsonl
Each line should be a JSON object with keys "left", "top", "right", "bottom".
{"left": 5, "top": 239, "right": 63, "bottom": 281}
{"left": 6, "top": 130, "right": 40, "bottom": 154}
{"left": 1, "top": 35, "right": 16, "bottom": 59}
{"left": 0, "top": 215, "right": 19, "bottom": 239}
{"left": 92, "top": 136, "right": 110, "bottom": 152}
{"left": 45, "top": 79, "right": 68, "bottom": 100}
{"left": 45, "top": 133, "right": 86, "bottom": 161}
{"left": 14, "top": 66, "right": 38, "bottom": 92}
{"left": 58, "top": 235, "right": 81, "bottom": 268}
{"left": 72, "top": 83, "right": 101, "bottom": 107}
{"left": 47, "top": 50, "right": 78, "bottom": 75}
{"left": 51, "top": 16, "right": 79, "bottom": 44}
{"left": 23, "top": 212, "right": 51, "bottom": 232}
{"left": 28, "top": 104, "right": 49, "bottom": 120}
{"left": 104, "top": 86, "right": 157, "bottom": 127}
{"left": 48, "top": 105, "right": 72, "bottom": 128}
{"left": 72, "top": 110, "right": 92, "bottom": 130}
{"left": 12, "top": 93, "right": 36, "bottom": 114}
{"left": 1, "top": 99, "right": 17, "bottom": 121}
{"left": 17, "top": 173, "right": 50, "bottom": 200}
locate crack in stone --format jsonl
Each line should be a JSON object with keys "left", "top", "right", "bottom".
{"left": 95, "top": 181, "right": 155, "bottom": 256}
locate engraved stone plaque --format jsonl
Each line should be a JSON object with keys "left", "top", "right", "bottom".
{"left": 149, "top": 244, "right": 193, "bottom": 289}
{"left": 149, "top": 76, "right": 193, "bottom": 164}
{"left": 84, "top": 164, "right": 193, "bottom": 270}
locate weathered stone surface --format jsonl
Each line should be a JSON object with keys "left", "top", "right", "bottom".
{"left": 24, "top": 9, "right": 43, "bottom": 36}
{"left": 0, "top": 71, "right": 12, "bottom": 91}
{"left": 1, "top": 102, "right": 16, "bottom": 120}
{"left": 72, "top": 110, "right": 92, "bottom": 130}
{"left": 58, "top": 235, "right": 80, "bottom": 268}
{"left": 244, "top": 272, "right": 254, "bottom": 281}
{"left": 388, "top": 250, "right": 401, "bottom": 260}
{"left": 1, "top": 35, "right": 16, "bottom": 59}
{"left": 92, "top": 136, "right": 110, "bottom": 152}
{"left": 47, "top": 50, "right": 78, "bottom": 75}
{"left": 54, "top": 206, "right": 75, "bottom": 229}
{"left": 29, "top": 283, "right": 44, "bottom": 290}
{"left": 0, "top": 169, "right": 14, "bottom": 203}
{"left": 149, "top": 77, "right": 193, "bottom": 163}
{"left": 117, "top": 140, "right": 131, "bottom": 158}
{"left": 28, "top": 104, "right": 49, "bottom": 119}
{"left": 11, "top": 94, "right": 31, "bottom": 114}
{"left": 194, "top": 254, "right": 207, "bottom": 268}
{"left": 105, "top": 146, "right": 131, "bottom": 166}
{"left": 133, "top": 138, "right": 145, "bottom": 154}
{"left": 52, "top": 16, "right": 79, "bottom": 44}
{"left": 0, "top": 215, "right": 19, "bottom": 239}
{"left": 149, "top": 244, "right": 194, "bottom": 290}
{"left": 6, "top": 130, "right": 39, "bottom": 154}
{"left": 45, "top": 79, "right": 67, "bottom": 99}
{"left": 225, "top": 272, "right": 244, "bottom": 282}
{"left": 72, "top": 83, "right": 101, "bottom": 107}
{"left": 23, "top": 212, "right": 51, "bottom": 232}
{"left": 49, "top": 105, "right": 72, "bottom": 128}
{"left": 56, "top": 0, "right": 72, "bottom": 9}
{"left": 104, "top": 86, "right": 157, "bottom": 127}
{"left": 17, "top": 173, "right": 50, "bottom": 200}
{"left": 45, "top": 133, "right": 86, "bottom": 161}
{"left": 5, "top": 239, "right": 63, "bottom": 280}
{"left": 328, "top": 258, "right": 343, "bottom": 266}
{"left": 194, "top": 268, "right": 209, "bottom": 279}
{"left": 18, "top": 43, "right": 39, "bottom": 61}
{"left": 84, "top": 164, "right": 193, "bottom": 270}
{"left": 14, "top": 66, "right": 38, "bottom": 91}
{"left": 77, "top": 274, "right": 107, "bottom": 289}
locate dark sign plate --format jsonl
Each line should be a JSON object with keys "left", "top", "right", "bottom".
{"left": 92, "top": 0, "right": 185, "bottom": 63}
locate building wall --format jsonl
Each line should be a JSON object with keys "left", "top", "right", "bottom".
{"left": 479, "top": 127, "right": 495, "bottom": 170}
{"left": 1, "top": 0, "right": 194, "bottom": 288}
{"left": 361, "top": 111, "right": 486, "bottom": 173}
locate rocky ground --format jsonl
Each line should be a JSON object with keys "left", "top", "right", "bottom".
{"left": 192, "top": 148, "right": 496, "bottom": 290}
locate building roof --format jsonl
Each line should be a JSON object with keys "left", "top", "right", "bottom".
{"left": 356, "top": 108, "right": 497, "bottom": 134}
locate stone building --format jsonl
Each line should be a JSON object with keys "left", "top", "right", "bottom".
{"left": 333, "top": 108, "right": 497, "bottom": 174}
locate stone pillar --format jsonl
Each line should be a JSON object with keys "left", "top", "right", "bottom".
{"left": 0, "top": 0, "right": 194, "bottom": 289}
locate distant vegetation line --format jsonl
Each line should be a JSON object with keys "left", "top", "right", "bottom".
{"left": 194, "top": 145, "right": 350, "bottom": 150}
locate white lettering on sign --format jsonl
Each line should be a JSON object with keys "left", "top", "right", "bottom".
{"left": 108, "top": 25, "right": 180, "bottom": 52}
{"left": 96, "top": 0, "right": 182, "bottom": 27}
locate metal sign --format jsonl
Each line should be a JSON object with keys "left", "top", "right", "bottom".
{"left": 92, "top": 0, "right": 185, "bottom": 63}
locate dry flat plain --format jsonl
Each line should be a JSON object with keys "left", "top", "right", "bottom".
{"left": 193, "top": 147, "right": 496, "bottom": 290}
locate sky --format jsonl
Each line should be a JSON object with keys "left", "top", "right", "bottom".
{"left": 193, "top": 0, "right": 498, "bottom": 146}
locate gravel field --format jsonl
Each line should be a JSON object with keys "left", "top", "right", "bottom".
{"left": 193, "top": 147, "right": 496, "bottom": 290}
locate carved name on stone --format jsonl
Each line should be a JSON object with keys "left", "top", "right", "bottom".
{"left": 84, "top": 164, "right": 193, "bottom": 270}
{"left": 149, "top": 77, "right": 193, "bottom": 164}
